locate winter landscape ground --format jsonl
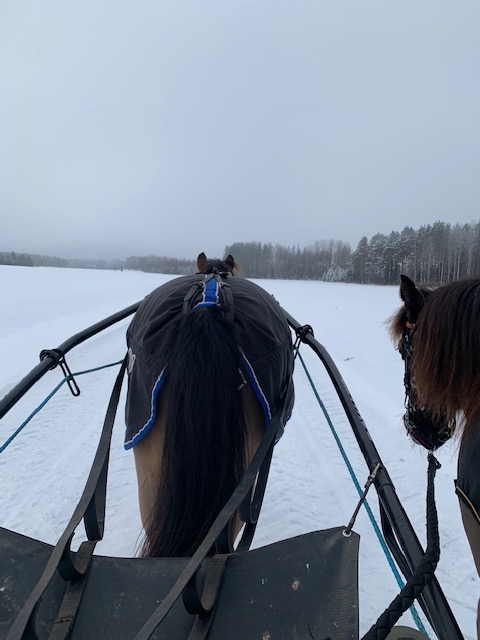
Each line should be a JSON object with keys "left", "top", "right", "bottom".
{"left": 0, "top": 265, "right": 477, "bottom": 638}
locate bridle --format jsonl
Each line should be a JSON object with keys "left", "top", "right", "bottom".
{"left": 400, "top": 320, "right": 453, "bottom": 451}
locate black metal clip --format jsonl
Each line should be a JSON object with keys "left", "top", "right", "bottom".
{"left": 40, "top": 349, "right": 81, "bottom": 397}
{"left": 344, "top": 463, "right": 381, "bottom": 537}
{"left": 293, "top": 324, "right": 314, "bottom": 357}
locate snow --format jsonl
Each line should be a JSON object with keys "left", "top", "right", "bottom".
{"left": 0, "top": 265, "right": 477, "bottom": 639}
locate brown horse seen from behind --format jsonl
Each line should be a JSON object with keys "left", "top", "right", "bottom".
{"left": 124, "top": 253, "right": 295, "bottom": 558}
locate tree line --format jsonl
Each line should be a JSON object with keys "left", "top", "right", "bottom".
{"left": 0, "top": 251, "right": 35, "bottom": 267}
{"left": 351, "top": 221, "right": 480, "bottom": 285}
{"left": 226, "top": 220, "right": 480, "bottom": 285}
{"left": 2, "top": 219, "right": 480, "bottom": 285}
{"left": 0, "top": 252, "right": 194, "bottom": 273}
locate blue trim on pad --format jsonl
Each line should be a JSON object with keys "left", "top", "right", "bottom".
{"left": 124, "top": 367, "right": 167, "bottom": 450}
{"left": 240, "top": 351, "right": 271, "bottom": 425}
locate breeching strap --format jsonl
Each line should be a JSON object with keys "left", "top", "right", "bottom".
{"left": 6, "top": 357, "right": 127, "bottom": 640}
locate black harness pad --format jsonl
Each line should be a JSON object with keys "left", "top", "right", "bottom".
{"left": 0, "top": 526, "right": 359, "bottom": 639}
{"left": 124, "top": 275, "right": 295, "bottom": 448}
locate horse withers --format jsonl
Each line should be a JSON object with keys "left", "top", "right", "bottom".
{"left": 124, "top": 253, "right": 295, "bottom": 557}
{"left": 391, "top": 274, "right": 480, "bottom": 636}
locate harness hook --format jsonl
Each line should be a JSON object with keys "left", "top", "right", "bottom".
{"left": 40, "top": 349, "right": 81, "bottom": 397}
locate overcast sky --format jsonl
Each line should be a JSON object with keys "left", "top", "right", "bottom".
{"left": 1, "top": 1, "right": 479, "bottom": 260}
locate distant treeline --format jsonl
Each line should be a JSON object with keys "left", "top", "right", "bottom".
{"left": 0, "top": 251, "right": 35, "bottom": 267}
{"left": 3, "top": 220, "right": 480, "bottom": 285}
{"left": 0, "top": 252, "right": 193, "bottom": 273}
{"left": 0, "top": 252, "right": 117, "bottom": 270}
{"left": 124, "top": 255, "right": 195, "bottom": 274}
{"left": 226, "top": 220, "right": 480, "bottom": 285}
{"left": 350, "top": 221, "right": 480, "bottom": 285}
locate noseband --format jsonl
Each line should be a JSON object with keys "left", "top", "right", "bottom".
{"left": 401, "top": 321, "right": 452, "bottom": 451}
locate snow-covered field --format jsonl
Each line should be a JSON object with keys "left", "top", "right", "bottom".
{"left": 0, "top": 265, "right": 476, "bottom": 638}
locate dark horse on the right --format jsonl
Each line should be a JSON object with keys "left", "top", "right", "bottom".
{"left": 391, "top": 274, "right": 480, "bottom": 636}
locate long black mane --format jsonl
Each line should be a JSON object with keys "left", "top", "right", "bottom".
{"left": 142, "top": 254, "right": 246, "bottom": 557}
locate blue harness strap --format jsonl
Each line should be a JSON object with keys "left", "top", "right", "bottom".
{"left": 182, "top": 273, "right": 234, "bottom": 324}
{"left": 194, "top": 276, "right": 220, "bottom": 308}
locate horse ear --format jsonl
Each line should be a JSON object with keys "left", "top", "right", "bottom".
{"left": 197, "top": 252, "right": 207, "bottom": 273}
{"left": 400, "top": 275, "right": 425, "bottom": 322}
{"left": 225, "top": 254, "right": 235, "bottom": 272}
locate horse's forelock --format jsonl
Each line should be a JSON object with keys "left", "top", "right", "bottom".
{"left": 389, "top": 306, "right": 408, "bottom": 346}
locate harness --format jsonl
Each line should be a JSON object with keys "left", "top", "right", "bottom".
{"left": 401, "top": 322, "right": 453, "bottom": 451}
{"left": 182, "top": 271, "right": 235, "bottom": 324}
{"left": 125, "top": 273, "right": 295, "bottom": 446}
{"left": 181, "top": 271, "right": 275, "bottom": 421}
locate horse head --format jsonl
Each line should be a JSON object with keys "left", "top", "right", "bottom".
{"left": 390, "top": 275, "right": 453, "bottom": 450}
{"left": 197, "top": 252, "right": 236, "bottom": 276}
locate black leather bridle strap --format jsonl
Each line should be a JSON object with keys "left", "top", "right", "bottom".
{"left": 401, "top": 322, "right": 453, "bottom": 452}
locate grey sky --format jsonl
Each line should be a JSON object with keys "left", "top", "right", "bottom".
{"left": 1, "top": 1, "right": 479, "bottom": 260}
